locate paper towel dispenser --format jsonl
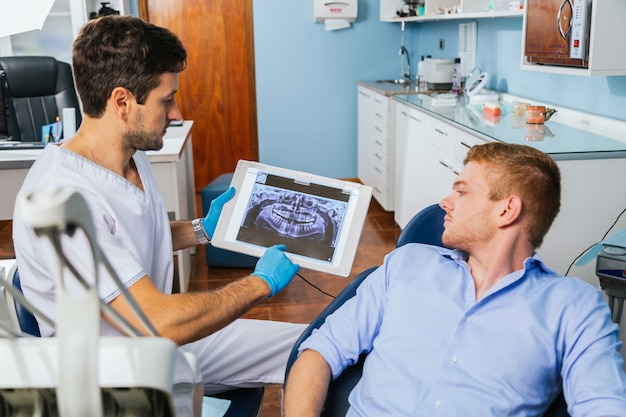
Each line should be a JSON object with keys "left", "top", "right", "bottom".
{"left": 314, "top": 0, "right": 358, "bottom": 23}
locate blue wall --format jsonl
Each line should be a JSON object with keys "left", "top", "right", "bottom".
{"left": 412, "top": 17, "right": 626, "bottom": 120}
{"left": 253, "top": 4, "right": 626, "bottom": 178}
{"left": 253, "top": 0, "right": 402, "bottom": 178}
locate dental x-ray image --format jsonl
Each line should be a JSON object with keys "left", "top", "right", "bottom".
{"left": 236, "top": 172, "right": 349, "bottom": 262}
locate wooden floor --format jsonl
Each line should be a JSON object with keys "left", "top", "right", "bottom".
{"left": 0, "top": 197, "right": 400, "bottom": 416}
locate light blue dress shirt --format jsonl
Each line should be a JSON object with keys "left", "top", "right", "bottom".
{"left": 299, "top": 243, "right": 626, "bottom": 416}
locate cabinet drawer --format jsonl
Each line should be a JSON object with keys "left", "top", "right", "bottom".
{"left": 371, "top": 93, "right": 390, "bottom": 112}
{"left": 371, "top": 162, "right": 394, "bottom": 210}
{"left": 371, "top": 145, "right": 388, "bottom": 168}
{"left": 372, "top": 119, "right": 388, "bottom": 138}
{"left": 372, "top": 133, "right": 387, "bottom": 155}
{"left": 455, "top": 130, "right": 489, "bottom": 174}
{"left": 430, "top": 118, "right": 456, "bottom": 157}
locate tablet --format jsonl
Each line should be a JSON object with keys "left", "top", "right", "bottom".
{"left": 211, "top": 160, "right": 373, "bottom": 277}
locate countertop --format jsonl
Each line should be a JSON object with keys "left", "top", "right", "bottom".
{"left": 392, "top": 93, "right": 626, "bottom": 160}
{"left": 357, "top": 80, "right": 423, "bottom": 97}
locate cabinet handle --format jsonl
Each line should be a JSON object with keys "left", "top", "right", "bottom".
{"left": 374, "top": 166, "right": 382, "bottom": 174}
{"left": 375, "top": 139, "right": 383, "bottom": 146}
{"left": 453, "top": 170, "right": 460, "bottom": 175}
{"left": 557, "top": 0, "right": 573, "bottom": 39}
{"left": 434, "top": 128, "right": 448, "bottom": 137}
{"left": 374, "top": 186, "right": 382, "bottom": 194}
{"left": 409, "top": 115, "right": 422, "bottom": 122}
{"left": 359, "top": 90, "right": 370, "bottom": 98}
{"left": 375, "top": 98, "right": 383, "bottom": 105}
{"left": 460, "top": 141, "right": 471, "bottom": 149}
{"left": 375, "top": 126, "right": 383, "bottom": 133}
{"left": 439, "top": 160, "right": 452, "bottom": 169}
{"left": 401, "top": 110, "right": 408, "bottom": 117}
{"left": 375, "top": 153, "right": 383, "bottom": 160}
{"left": 375, "top": 112, "right": 384, "bottom": 118}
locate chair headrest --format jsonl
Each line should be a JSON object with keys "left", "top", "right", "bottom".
{"left": 0, "top": 56, "right": 60, "bottom": 98}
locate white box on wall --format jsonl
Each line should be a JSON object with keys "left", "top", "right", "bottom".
{"left": 314, "top": 0, "right": 358, "bottom": 30}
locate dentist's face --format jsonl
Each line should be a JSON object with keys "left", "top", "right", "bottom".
{"left": 124, "top": 72, "right": 182, "bottom": 151}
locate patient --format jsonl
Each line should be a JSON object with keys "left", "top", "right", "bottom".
{"left": 284, "top": 142, "right": 626, "bottom": 416}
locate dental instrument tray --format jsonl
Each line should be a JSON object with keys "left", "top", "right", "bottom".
{"left": 211, "top": 160, "right": 372, "bottom": 277}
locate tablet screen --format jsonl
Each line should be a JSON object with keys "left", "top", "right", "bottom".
{"left": 211, "top": 160, "right": 372, "bottom": 277}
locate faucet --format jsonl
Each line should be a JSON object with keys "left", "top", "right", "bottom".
{"left": 399, "top": 46, "right": 411, "bottom": 82}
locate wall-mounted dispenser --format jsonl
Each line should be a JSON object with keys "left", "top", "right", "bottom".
{"left": 314, "top": 0, "right": 358, "bottom": 31}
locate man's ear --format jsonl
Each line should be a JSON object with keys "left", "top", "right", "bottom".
{"left": 498, "top": 195, "right": 523, "bottom": 227}
{"left": 110, "top": 87, "right": 133, "bottom": 119}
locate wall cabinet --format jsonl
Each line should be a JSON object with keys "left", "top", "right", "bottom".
{"left": 521, "top": 0, "right": 626, "bottom": 76}
{"left": 380, "top": 0, "right": 523, "bottom": 22}
{"left": 0, "top": 0, "right": 130, "bottom": 62}
{"left": 357, "top": 86, "right": 395, "bottom": 211}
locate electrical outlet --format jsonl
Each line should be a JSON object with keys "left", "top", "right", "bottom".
{"left": 439, "top": 38, "right": 445, "bottom": 50}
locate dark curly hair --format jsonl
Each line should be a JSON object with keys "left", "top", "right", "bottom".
{"left": 72, "top": 15, "right": 187, "bottom": 117}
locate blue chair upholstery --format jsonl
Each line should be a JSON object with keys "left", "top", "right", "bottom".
{"left": 10, "top": 267, "right": 264, "bottom": 417}
{"left": 200, "top": 173, "right": 258, "bottom": 268}
{"left": 285, "top": 203, "right": 569, "bottom": 417}
{"left": 11, "top": 268, "right": 40, "bottom": 337}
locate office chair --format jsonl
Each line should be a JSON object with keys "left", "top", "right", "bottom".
{"left": 285, "top": 203, "right": 569, "bottom": 417}
{"left": 0, "top": 56, "right": 82, "bottom": 141}
{"left": 3, "top": 263, "right": 264, "bottom": 417}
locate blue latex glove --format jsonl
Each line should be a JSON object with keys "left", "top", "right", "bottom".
{"left": 201, "top": 186, "right": 236, "bottom": 239}
{"left": 252, "top": 244, "right": 300, "bottom": 297}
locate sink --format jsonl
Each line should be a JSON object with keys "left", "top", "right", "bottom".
{"left": 375, "top": 79, "right": 412, "bottom": 84}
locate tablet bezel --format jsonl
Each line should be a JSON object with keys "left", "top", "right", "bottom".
{"left": 211, "top": 160, "right": 372, "bottom": 277}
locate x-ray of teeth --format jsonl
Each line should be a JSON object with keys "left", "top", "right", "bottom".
{"left": 236, "top": 182, "right": 348, "bottom": 261}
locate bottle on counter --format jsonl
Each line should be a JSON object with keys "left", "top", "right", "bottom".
{"left": 417, "top": 55, "right": 427, "bottom": 92}
{"left": 452, "top": 57, "right": 462, "bottom": 95}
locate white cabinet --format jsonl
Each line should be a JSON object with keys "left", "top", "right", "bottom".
{"left": 394, "top": 101, "right": 432, "bottom": 228}
{"left": 380, "top": 0, "right": 523, "bottom": 22}
{"left": 521, "top": 0, "right": 626, "bottom": 76}
{"left": 394, "top": 101, "right": 488, "bottom": 228}
{"left": 357, "top": 86, "right": 395, "bottom": 211}
{"left": 0, "top": 0, "right": 130, "bottom": 62}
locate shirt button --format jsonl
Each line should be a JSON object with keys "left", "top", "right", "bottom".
{"left": 450, "top": 356, "right": 457, "bottom": 363}
{"left": 435, "top": 400, "right": 442, "bottom": 408}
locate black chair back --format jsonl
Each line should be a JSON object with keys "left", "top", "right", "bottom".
{"left": 0, "top": 56, "right": 82, "bottom": 141}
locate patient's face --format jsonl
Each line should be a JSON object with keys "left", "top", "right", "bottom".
{"left": 440, "top": 162, "right": 499, "bottom": 251}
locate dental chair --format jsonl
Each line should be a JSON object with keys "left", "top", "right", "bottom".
{"left": 284, "top": 203, "right": 569, "bottom": 417}
{"left": 0, "top": 190, "right": 263, "bottom": 417}
{"left": 0, "top": 56, "right": 82, "bottom": 141}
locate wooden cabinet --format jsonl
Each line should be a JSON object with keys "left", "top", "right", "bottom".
{"left": 0, "top": 0, "right": 130, "bottom": 62}
{"left": 380, "top": 0, "right": 523, "bottom": 22}
{"left": 523, "top": 0, "right": 577, "bottom": 67}
{"left": 521, "top": 0, "right": 626, "bottom": 76}
{"left": 357, "top": 86, "right": 395, "bottom": 211}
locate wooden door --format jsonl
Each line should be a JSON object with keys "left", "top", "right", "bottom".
{"left": 140, "top": 0, "right": 259, "bottom": 192}
{"left": 525, "top": 0, "right": 586, "bottom": 67}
